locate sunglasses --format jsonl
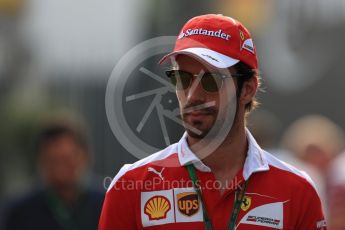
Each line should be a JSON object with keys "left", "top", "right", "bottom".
{"left": 166, "top": 69, "right": 241, "bottom": 93}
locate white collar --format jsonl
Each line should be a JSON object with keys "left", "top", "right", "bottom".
{"left": 177, "top": 128, "right": 270, "bottom": 180}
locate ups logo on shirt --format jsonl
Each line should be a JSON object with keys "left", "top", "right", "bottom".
{"left": 177, "top": 192, "right": 199, "bottom": 216}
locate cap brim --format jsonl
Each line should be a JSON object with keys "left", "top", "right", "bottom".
{"left": 159, "top": 47, "right": 239, "bottom": 69}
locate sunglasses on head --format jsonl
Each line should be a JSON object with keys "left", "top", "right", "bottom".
{"left": 165, "top": 69, "right": 244, "bottom": 93}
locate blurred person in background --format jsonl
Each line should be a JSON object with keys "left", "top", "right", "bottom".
{"left": 280, "top": 115, "right": 345, "bottom": 218}
{"left": 281, "top": 115, "right": 345, "bottom": 173}
{"left": 328, "top": 151, "right": 345, "bottom": 230}
{"left": 3, "top": 117, "right": 104, "bottom": 230}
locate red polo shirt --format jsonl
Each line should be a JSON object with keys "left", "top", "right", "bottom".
{"left": 99, "top": 130, "right": 327, "bottom": 229}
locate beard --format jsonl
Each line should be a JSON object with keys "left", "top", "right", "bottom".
{"left": 181, "top": 102, "right": 220, "bottom": 139}
{"left": 184, "top": 116, "right": 226, "bottom": 139}
{"left": 180, "top": 96, "right": 238, "bottom": 141}
{"left": 185, "top": 120, "right": 211, "bottom": 139}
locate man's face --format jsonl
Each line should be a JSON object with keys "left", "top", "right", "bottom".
{"left": 173, "top": 55, "right": 237, "bottom": 139}
{"left": 40, "top": 134, "right": 88, "bottom": 189}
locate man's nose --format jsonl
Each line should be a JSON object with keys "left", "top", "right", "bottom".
{"left": 186, "top": 79, "right": 206, "bottom": 103}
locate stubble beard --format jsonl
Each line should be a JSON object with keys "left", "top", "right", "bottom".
{"left": 182, "top": 110, "right": 225, "bottom": 140}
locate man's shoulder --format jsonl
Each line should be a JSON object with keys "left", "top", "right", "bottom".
{"left": 107, "top": 143, "right": 180, "bottom": 191}
{"left": 6, "top": 189, "right": 45, "bottom": 210}
{"left": 3, "top": 189, "right": 47, "bottom": 224}
{"left": 262, "top": 149, "right": 318, "bottom": 192}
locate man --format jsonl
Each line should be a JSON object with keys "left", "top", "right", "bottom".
{"left": 99, "top": 14, "right": 327, "bottom": 229}
{"left": 4, "top": 119, "right": 104, "bottom": 230}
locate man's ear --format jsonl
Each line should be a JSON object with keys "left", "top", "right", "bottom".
{"left": 240, "top": 77, "right": 258, "bottom": 105}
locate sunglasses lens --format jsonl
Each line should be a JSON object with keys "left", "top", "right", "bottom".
{"left": 201, "top": 73, "right": 222, "bottom": 92}
{"left": 166, "top": 70, "right": 224, "bottom": 92}
{"left": 166, "top": 70, "right": 192, "bottom": 90}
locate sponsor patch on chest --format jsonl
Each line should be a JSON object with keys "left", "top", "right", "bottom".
{"left": 140, "top": 188, "right": 203, "bottom": 227}
{"left": 238, "top": 202, "right": 284, "bottom": 229}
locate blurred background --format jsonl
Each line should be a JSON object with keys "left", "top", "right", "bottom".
{"left": 1, "top": 0, "right": 345, "bottom": 229}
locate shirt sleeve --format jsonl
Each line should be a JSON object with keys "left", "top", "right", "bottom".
{"left": 98, "top": 169, "right": 137, "bottom": 230}
{"left": 295, "top": 180, "right": 327, "bottom": 230}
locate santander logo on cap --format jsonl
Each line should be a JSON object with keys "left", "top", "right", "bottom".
{"left": 178, "top": 28, "right": 231, "bottom": 41}
{"left": 159, "top": 14, "right": 258, "bottom": 70}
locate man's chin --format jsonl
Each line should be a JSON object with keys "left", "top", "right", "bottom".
{"left": 184, "top": 117, "right": 226, "bottom": 140}
{"left": 186, "top": 129, "right": 208, "bottom": 139}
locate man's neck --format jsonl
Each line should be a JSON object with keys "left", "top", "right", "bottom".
{"left": 187, "top": 125, "right": 248, "bottom": 194}
{"left": 187, "top": 125, "right": 248, "bottom": 174}
{"left": 52, "top": 184, "right": 81, "bottom": 207}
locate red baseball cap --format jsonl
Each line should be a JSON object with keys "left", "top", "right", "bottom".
{"left": 159, "top": 14, "right": 258, "bottom": 69}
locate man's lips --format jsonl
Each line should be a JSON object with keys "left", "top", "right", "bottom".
{"left": 185, "top": 111, "right": 213, "bottom": 117}
{"left": 182, "top": 102, "right": 218, "bottom": 119}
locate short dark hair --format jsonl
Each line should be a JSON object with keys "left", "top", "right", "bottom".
{"left": 37, "top": 121, "right": 89, "bottom": 153}
{"left": 232, "top": 61, "right": 261, "bottom": 113}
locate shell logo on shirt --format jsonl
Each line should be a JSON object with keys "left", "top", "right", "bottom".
{"left": 144, "top": 195, "right": 171, "bottom": 220}
{"left": 177, "top": 192, "right": 200, "bottom": 216}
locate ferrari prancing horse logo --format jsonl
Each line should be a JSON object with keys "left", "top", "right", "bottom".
{"left": 241, "top": 196, "right": 252, "bottom": 211}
